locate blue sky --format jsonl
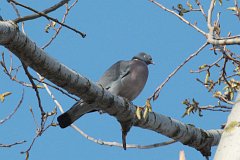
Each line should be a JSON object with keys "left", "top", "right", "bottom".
{"left": 0, "top": 0, "right": 238, "bottom": 159}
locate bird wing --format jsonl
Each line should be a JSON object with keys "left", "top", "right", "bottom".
{"left": 98, "top": 60, "right": 130, "bottom": 89}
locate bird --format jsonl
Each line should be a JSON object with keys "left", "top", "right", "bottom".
{"left": 57, "top": 52, "right": 154, "bottom": 149}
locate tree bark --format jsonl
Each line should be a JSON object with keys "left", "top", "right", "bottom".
{"left": 214, "top": 91, "right": 240, "bottom": 160}
{"left": 0, "top": 20, "right": 222, "bottom": 156}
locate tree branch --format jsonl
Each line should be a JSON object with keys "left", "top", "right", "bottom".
{"left": 214, "top": 92, "right": 240, "bottom": 160}
{"left": 12, "top": 0, "right": 70, "bottom": 23}
{"left": 149, "top": 0, "right": 207, "bottom": 37}
{"left": 0, "top": 90, "right": 24, "bottom": 124}
{"left": 0, "top": 140, "right": 26, "bottom": 147}
{"left": 0, "top": 20, "right": 222, "bottom": 157}
{"left": 9, "top": 0, "right": 86, "bottom": 38}
{"left": 149, "top": 42, "right": 209, "bottom": 101}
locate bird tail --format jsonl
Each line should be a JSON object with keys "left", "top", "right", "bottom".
{"left": 57, "top": 100, "right": 96, "bottom": 128}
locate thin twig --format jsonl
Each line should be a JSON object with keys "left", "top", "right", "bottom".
{"left": 9, "top": 1, "right": 25, "bottom": 33}
{"left": 42, "top": 0, "right": 79, "bottom": 49}
{"left": 200, "top": 105, "right": 232, "bottom": 112}
{"left": 149, "top": 0, "right": 207, "bottom": 37}
{"left": 0, "top": 140, "right": 26, "bottom": 147}
{"left": 0, "top": 90, "right": 24, "bottom": 124}
{"left": 149, "top": 42, "right": 209, "bottom": 101}
{"left": 32, "top": 76, "right": 78, "bottom": 101}
{"left": 190, "top": 55, "right": 223, "bottom": 73}
{"left": 1, "top": 52, "right": 33, "bottom": 87}
{"left": 22, "top": 63, "right": 45, "bottom": 114}
{"left": 13, "top": 0, "right": 69, "bottom": 23}
{"left": 195, "top": 0, "right": 207, "bottom": 20}
{"left": 10, "top": 0, "right": 86, "bottom": 38}
{"left": 71, "top": 124, "right": 177, "bottom": 149}
{"left": 234, "top": 0, "right": 240, "bottom": 20}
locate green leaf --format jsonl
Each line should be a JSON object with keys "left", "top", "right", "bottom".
{"left": 178, "top": 4, "right": 183, "bottom": 9}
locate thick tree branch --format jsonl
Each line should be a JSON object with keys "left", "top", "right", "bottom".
{"left": 0, "top": 20, "right": 222, "bottom": 156}
{"left": 214, "top": 92, "right": 240, "bottom": 160}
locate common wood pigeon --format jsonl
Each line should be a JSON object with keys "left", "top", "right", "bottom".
{"left": 57, "top": 52, "right": 153, "bottom": 149}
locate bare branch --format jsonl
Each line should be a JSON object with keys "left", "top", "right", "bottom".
{"left": 10, "top": 0, "right": 86, "bottom": 38}
{"left": 149, "top": 0, "right": 207, "bottom": 36}
{"left": 71, "top": 124, "right": 177, "bottom": 149}
{"left": 195, "top": 0, "right": 207, "bottom": 20}
{"left": 22, "top": 63, "right": 45, "bottom": 115}
{"left": 0, "top": 90, "right": 24, "bottom": 124}
{"left": 42, "top": 0, "right": 79, "bottom": 49}
{"left": 33, "top": 76, "right": 78, "bottom": 101}
{"left": 1, "top": 52, "right": 34, "bottom": 87}
{"left": 13, "top": 0, "right": 70, "bottom": 23}
{"left": 150, "top": 42, "right": 209, "bottom": 101}
{"left": 208, "top": 38, "right": 240, "bottom": 45}
{"left": 0, "top": 140, "right": 26, "bottom": 147}
{"left": 200, "top": 105, "right": 232, "bottom": 112}
{"left": 9, "top": 1, "right": 25, "bottom": 33}
{"left": 207, "top": 0, "right": 215, "bottom": 31}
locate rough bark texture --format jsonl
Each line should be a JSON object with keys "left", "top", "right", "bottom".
{"left": 0, "top": 20, "right": 222, "bottom": 156}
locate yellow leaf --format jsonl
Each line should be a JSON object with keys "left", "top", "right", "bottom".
{"left": 205, "top": 71, "right": 210, "bottom": 84}
{"left": 199, "top": 64, "right": 208, "bottom": 70}
{"left": 227, "top": 7, "right": 238, "bottom": 11}
{"left": 230, "top": 91, "right": 234, "bottom": 101}
{"left": 0, "top": 92, "right": 12, "bottom": 102}
{"left": 143, "top": 108, "right": 149, "bottom": 119}
{"left": 186, "top": 1, "right": 193, "bottom": 10}
{"left": 213, "top": 91, "right": 222, "bottom": 98}
{"left": 51, "top": 123, "right": 58, "bottom": 127}
{"left": 51, "top": 21, "right": 56, "bottom": 27}
{"left": 25, "top": 151, "right": 29, "bottom": 160}
{"left": 36, "top": 85, "right": 44, "bottom": 89}
{"left": 136, "top": 107, "right": 142, "bottom": 120}
{"left": 145, "top": 99, "right": 152, "bottom": 112}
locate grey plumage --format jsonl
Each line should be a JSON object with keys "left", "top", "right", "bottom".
{"left": 57, "top": 52, "right": 153, "bottom": 149}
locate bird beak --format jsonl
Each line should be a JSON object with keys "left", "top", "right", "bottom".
{"left": 150, "top": 61, "right": 155, "bottom": 65}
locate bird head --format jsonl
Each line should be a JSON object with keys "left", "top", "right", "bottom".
{"left": 132, "top": 52, "right": 154, "bottom": 65}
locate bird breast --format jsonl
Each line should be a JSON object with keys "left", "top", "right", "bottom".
{"left": 120, "top": 60, "right": 149, "bottom": 101}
